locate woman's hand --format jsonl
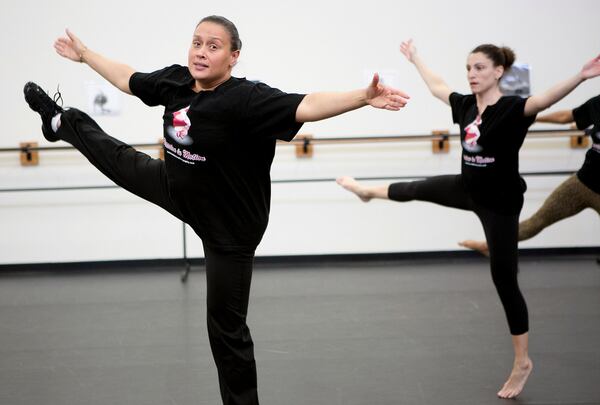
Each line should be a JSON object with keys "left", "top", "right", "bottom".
{"left": 54, "top": 29, "right": 87, "bottom": 63}
{"left": 581, "top": 54, "right": 600, "bottom": 80}
{"left": 400, "top": 39, "right": 417, "bottom": 63}
{"left": 365, "top": 73, "right": 410, "bottom": 111}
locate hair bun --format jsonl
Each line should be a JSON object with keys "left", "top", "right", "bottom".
{"left": 500, "top": 47, "right": 515, "bottom": 69}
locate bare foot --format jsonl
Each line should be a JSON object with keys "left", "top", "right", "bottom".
{"left": 458, "top": 239, "right": 489, "bottom": 257}
{"left": 336, "top": 176, "right": 372, "bottom": 202}
{"left": 497, "top": 358, "right": 533, "bottom": 399}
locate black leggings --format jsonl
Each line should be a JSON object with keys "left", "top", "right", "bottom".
{"left": 388, "top": 174, "right": 528, "bottom": 335}
{"left": 57, "top": 108, "right": 259, "bottom": 405}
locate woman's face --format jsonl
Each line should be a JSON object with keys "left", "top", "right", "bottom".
{"left": 188, "top": 21, "right": 239, "bottom": 90}
{"left": 466, "top": 52, "right": 504, "bottom": 95}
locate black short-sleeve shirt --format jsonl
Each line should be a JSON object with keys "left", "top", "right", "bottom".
{"left": 572, "top": 95, "right": 600, "bottom": 194}
{"left": 450, "top": 92, "right": 536, "bottom": 214}
{"left": 129, "top": 65, "right": 306, "bottom": 249}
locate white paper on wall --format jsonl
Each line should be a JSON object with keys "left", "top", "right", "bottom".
{"left": 86, "top": 81, "right": 122, "bottom": 116}
{"left": 500, "top": 63, "right": 531, "bottom": 97}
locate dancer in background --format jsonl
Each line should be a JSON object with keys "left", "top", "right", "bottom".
{"left": 338, "top": 40, "right": 600, "bottom": 398}
{"left": 460, "top": 94, "right": 600, "bottom": 256}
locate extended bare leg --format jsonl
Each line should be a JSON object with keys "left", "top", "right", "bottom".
{"left": 336, "top": 176, "right": 390, "bottom": 202}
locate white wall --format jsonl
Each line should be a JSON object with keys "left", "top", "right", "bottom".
{"left": 1, "top": 0, "right": 599, "bottom": 264}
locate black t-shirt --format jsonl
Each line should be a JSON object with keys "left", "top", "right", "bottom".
{"left": 450, "top": 92, "right": 536, "bottom": 214}
{"left": 573, "top": 95, "right": 600, "bottom": 194}
{"left": 129, "top": 65, "right": 305, "bottom": 249}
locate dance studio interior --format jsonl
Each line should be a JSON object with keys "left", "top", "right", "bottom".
{"left": 1, "top": 1, "right": 598, "bottom": 404}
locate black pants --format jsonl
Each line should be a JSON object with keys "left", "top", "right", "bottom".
{"left": 57, "top": 109, "right": 259, "bottom": 405}
{"left": 388, "top": 174, "right": 528, "bottom": 335}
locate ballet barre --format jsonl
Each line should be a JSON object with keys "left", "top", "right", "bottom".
{"left": 289, "top": 128, "right": 588, "bottom": 157}
{"left": 0, "top": 128, "right": 589, "bottom": 165}
{"left": 0, "top": 170, "right": 580, "bottom": 282}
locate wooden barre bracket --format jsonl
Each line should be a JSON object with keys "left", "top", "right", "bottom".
{"left": 431, "top": 130, "right": 450, "bottom": 154}
{"left": 20, "top": 142, "right": 39, "bottom": 166}
{"left": 570, "top": 134, "right": 589, "bottom": 149}
{"left": 295, "top": 134, "right": 313, "bottom": 158}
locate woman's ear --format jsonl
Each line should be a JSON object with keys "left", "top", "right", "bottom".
{"left": 495, "top": 65, "right": 505, "bottom": 80}
{"left": 230, "top": 50, "right": 240, "bottom": 67}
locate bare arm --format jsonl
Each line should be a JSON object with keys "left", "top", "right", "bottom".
{"left": 400, "top": 39, "right": 452, "bottom": 105}
{"left": 295, "top": 73, "right": 409, "bottom": 122}
{"left": 535, "top": 109, "right": 574, "bottom": 124}
{"left": 524, "top": 55, "right": 600, "bottom": 117}
{"left": 54, "top": 29, "right": 135, "bottom": 95}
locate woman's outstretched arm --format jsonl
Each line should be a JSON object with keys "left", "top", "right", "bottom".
{"left": 54, "top": 29, "right": 135, "bottom": 95}
{"left": 400, "top": 39, "right": 452, "bottom": 105}
{"left": 295, "top": 73, "right": 409, "bottom": 122}
{"left": 524, "top": 55, "right": 600, "bottom": 117}
{"left": 536, "top": 109, "right": 574, "bottom": 124}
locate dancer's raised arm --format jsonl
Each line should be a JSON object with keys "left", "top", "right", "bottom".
{"left": 54, "top": 29, "right": 135, "bottom": 94}
{"left": 400, "top": 39, "right": 452, "bottom": 105}
{"left": 524, "top": 55, "right": 600, "bottom": 116}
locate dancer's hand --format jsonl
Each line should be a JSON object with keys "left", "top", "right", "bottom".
{"left": 581, "top": 54, "right": 600, "bottom": 80}
{"left": 400, "top": 39, "right": 417, "bottom": 63}
{"left": 54, "top": 29, "right": 87, "bottom": 63}
{"left": 365, "top": 73, "right": 410, "bottom": 111}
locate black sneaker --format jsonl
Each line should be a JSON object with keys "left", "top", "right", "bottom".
{"left": 24, "top": 82, "right": 64, "bottom": 142}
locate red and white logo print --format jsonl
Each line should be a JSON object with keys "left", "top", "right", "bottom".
{"left": 167, "top": 106, "right": 193, "bottom": 145}
{"left": 462, "top": 115, "right": 482, "bottom": 152}
{"left": 173, "top": 106, "right": 191, "bottom": 139}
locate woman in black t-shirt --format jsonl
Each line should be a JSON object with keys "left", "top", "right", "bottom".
{"left": 24, "top": 16, "right": 409, "bottom": 405}
{"left": 337, "top": 41, "right": 600, "bottom": 399}
{"left": 460, "top": 95, "right": 600, "bottom": 255}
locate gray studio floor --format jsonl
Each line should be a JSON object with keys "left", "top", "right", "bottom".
{"left": 0, "top": 254, "right": 599, "bottom": 405}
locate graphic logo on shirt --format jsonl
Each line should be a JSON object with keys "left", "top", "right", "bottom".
{"left": 166, "top": 106, "right": 193, "bottom": 145}
{"left": 462, "top": 115, "right": 483, "bottom": 153}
